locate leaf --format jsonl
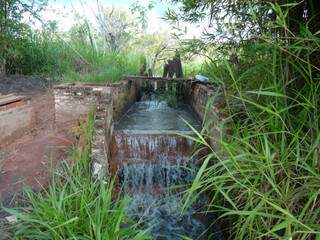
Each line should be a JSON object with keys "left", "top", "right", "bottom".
{"left": 267, "top": 219, "right": 293, "bottom": 235}
{"left": 246, "top": 90, "right": 287, "bottom": 98}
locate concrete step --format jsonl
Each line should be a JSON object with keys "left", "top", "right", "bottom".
{"left": 110, "top": 130, "right": 195, "bottom": 174}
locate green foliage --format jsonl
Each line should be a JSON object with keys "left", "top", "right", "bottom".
{"left": 4, "top": 28, "right": 142, "bottom": 82}
{"left": 165, "top": 0, "right": 271, "bottom": 42}
{"left": 3, "top": 113, "right": 149, "bottom": 240}
{"left": 8, "top": 33, "right": 71, "bottom": 75}
{"left": 181, "top": 22, "right": 320, "bottom": 240}
{"left": 183, "top": 61, "right": 202, "bottom": 78}
{"left": 166, "top": 1, "right": 320, "bottom": 239}
{"left": 62, "top": 51, "right": 142, "bottom": 83}
{"left": 158, "top": 90, "right": 178, "bottom": 108}
{"left": 130, "top": 1, "right": 155, "bottom": 32}
{"left": 135, "top": 33, "right": 172, "bottom": 76}
{"left": 0, "top": 2, "right": 144, "bottom": 82}
{"left": 0, "top": 0, "right": 47, "bottom": 63}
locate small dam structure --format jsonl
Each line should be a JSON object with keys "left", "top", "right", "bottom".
{"left": 111, "top": 85, "right": 205, "bottom": 238}
{"left": 54, "top": 77, "right": 227, "bottom": 239}
{"left": 1, "top": 76, "right": 227, "bottom": 239}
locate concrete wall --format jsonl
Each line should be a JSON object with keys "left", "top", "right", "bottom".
{"left": 111, "top": 81, "right": 140, "bottom": 120}
{"left": 54, "top": 81, "right": 139, "bottom": 123}
{"left": 53, "top": 79, "right": 227, "bottom": 177}
{"left": 54, "top": 80, "right": 139, "bottom": 177}
{"left": 54, "top": 84, "right": 107, "bottom": 124}
{"left": 0, "top": 100, "right": 33, "bottom": 145}
{"left": 0, "top": 80, "right": 138, "bottom": 204}
{"left": 189, "top": 83, "right": 228, "bottom": 150}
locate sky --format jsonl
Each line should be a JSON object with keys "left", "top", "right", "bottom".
{"left": 40, "top": 0, "right": 202, "bottom": 37}
{"left": 44, "top": 0, "right": 170, "bottom": 32}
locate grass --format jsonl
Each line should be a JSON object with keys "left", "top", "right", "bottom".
{"left": 183, "top": 61, "right": 202, "bottom": 78}
{"left": 62, "top": 51, "right": 141, "bottom": 83}
{"left": 7, "top": 32, "right": 142, "bottom": 83}
{"left": 2, "top": 113, "right": 149, "bottom": 240}
{"left": 182, "top": 32, "right": 320, "bottom": 239}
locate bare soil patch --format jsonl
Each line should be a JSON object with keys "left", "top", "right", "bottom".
{"left": 0, "top": 75, "right": 80, "bottom": 206}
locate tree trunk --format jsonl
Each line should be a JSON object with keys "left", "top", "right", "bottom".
{"left": 0, "top": 1, "right": 8, "bottom": 77}
{"left": 285, "top": 0, "right": 320, "bottom": 87}
{"left": 285, "top": 0, "right": 305, "bottom": 37}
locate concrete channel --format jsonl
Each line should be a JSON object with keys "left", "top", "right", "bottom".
{"left": 0, "top": 76, "right": 228, "bottom": 239}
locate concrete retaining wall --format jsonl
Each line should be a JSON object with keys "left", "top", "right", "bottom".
{"left": 53, "top": 79, "right": 227, "bottom": 177}
{"left": 54, "top": 80, "right": 139, "bottom": 177}
{"left": 0, "top": 100, "right": 33, "bottom": 145}
{"left": 0, "top": 93, "right": 55, "bottom": 147}
{"left": 189, "top": 83, "right": 228, "bottom": 150}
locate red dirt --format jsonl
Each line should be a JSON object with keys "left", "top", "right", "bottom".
{"left": 0, "top": 89, "right": 82, "bottom": 205}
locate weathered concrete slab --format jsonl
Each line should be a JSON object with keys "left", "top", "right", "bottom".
{"left": 0, "top": 95, "right": 25, "bottom": 106}
{"left": 53, "top": 80, "right": 140, "bottom": 177}
{"left": 0, "top": 95, "right": 32, "bottom": 145}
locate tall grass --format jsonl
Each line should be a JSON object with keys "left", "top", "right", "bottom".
{"left": 2, "top": 113, "right": 149, "bottom": 239}
{"left": 63, "top": 51, "right": 141, "bottom": 83}
{"left": 8, "top": 31, "right": 142, "bottom": 83}
{"left": 183, "top": 28, "right": 320, "bottom": 239}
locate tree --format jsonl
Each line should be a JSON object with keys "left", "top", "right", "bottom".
{"left": 0, "top": 0, "right": 22, "bottom": 75}
{"left": 286, "top": 1, "right": 320, "bottom": 75}
{"left": 0, "top": 0, "right": 46, "bottom": 75}
{"left": 136, "top": 33, "right": 172, "bottom": 76}
{"left": 165, "top": 0, "right": 272, "bottom": 43}
{"left": 129, "top": 1, "right": 155, "bottom": 33}
{"left": 166, "top": 0, "right": 320, "bottom": 87}
{"left": 93, "top": 2, "right": 140, "bottom": 53}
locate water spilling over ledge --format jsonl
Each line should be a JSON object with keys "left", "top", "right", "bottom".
{"left": 111, "top": 86, "right": 217, "bottom": 239}
{"left": 0, "top": 77, "right": 227, "bottom": 239}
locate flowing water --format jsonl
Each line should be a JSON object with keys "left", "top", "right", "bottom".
{"left": 112, "top": 90, "right": 220, "bottom": 239}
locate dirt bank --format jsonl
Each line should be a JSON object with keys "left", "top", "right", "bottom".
{"left": 0, "top": 75, "right": 80, "bottom": 206}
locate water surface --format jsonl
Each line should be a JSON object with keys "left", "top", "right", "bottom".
{"left": 114, "top": 95, "right": 208, "bottom": 239}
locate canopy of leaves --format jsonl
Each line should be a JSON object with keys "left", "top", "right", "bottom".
{"left": 0, "top": 0, "right": 47, "bottom": 69}
{"left": 165, "top": 0, "right": 272, "bottom": 43}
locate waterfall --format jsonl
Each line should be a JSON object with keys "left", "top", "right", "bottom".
{"left": 111, "top": 91, "right": 209, "bottom": 239}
